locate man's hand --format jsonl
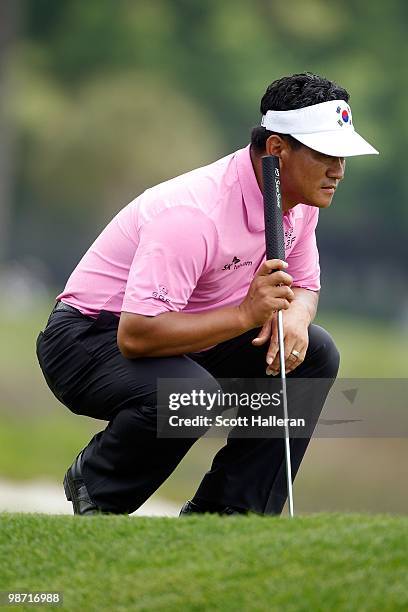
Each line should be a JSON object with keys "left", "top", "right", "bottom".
{"left": 252, "top": 301, "right": 311, "bottom": 375}
{"left": 238, "top": 259, "right": 294, "bottom": 328}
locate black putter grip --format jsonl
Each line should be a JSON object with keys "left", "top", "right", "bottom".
{"left": 262, "top": 155, "right": 285, "bottom": 263}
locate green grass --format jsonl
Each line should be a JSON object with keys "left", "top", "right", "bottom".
{"left": 0, "top": 513, "right": 407, "bottom": 611}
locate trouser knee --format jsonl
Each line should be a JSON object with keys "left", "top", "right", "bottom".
{"left": 308, "top": 324, "right": 340, "bottom": 378}
{"left": 162, "top": 374, "right": 224, "bottom": 436}
{"left": 123, "top": 372, "right": 223, "bottom": 437}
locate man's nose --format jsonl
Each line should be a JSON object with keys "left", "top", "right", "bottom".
{"left": 327, "top": 157, "right": 345, "bottom": 180}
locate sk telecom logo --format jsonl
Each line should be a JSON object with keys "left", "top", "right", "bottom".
{"left": 222, "top": 256, "right": 240, "bottom": 271}
{"left": 222, "top": 256, "right": 252, "bottom": 271}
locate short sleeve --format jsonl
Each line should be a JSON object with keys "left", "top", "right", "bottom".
{"left": 121, "top": 206, "right": 217, "bottom": 315}
{"left": 286, "top": 207, "right": 321, "bottom": 291}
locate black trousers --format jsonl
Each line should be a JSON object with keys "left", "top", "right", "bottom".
{"left": 36, "top": 304, "right": 340, "bottom": 515}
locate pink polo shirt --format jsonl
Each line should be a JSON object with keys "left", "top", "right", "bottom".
{"left": 56, "top": 145, "right": 320, "bottom": 319}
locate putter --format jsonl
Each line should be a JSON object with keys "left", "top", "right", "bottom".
{"left": 262, "top": 154, "right": 294, "bottom": 518}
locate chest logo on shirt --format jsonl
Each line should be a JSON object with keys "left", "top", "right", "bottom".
{"left": 285, "top": 227, "right": 296, "bottom": 250}
{"left": 222, "top": 256, "right": 253, "bottom": 271}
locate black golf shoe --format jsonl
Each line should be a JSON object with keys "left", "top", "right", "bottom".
{"left": 63, "top": 450, "right": 113, "bottom": 516}
{"left": 179, "top": 499, "right": 248, "bottom": 516}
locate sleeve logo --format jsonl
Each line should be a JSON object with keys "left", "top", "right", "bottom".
{"left": 152, "top": 285, "right": 171, "bottom": 303}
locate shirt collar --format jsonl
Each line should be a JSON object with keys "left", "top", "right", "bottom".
{"left": 235, "top": 144, "right": 304, "bottom": 232}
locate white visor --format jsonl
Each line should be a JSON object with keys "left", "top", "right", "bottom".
{"left": 261, "top": 100, "right": 379, "bottom": 157}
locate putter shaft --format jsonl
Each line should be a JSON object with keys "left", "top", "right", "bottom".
{"left": 277, "top": 310, "right": 294, "bottom": 517}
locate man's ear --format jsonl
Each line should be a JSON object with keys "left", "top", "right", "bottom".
{"left": 265, "top": 134, "right": 286, "bottom": 157}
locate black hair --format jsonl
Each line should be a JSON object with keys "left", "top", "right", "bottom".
{"left": 251, "top": 72, "right": 350, "bottom": 153}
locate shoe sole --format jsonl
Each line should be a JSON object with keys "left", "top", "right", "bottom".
{"left": 63, "top": 453, "right": 91, "bottom": 515}
{"left": 63, "top": 470, "right": 75, "bottom": 508}
{"left": 63, "top": 468, "right": 123, "bottom": 516}
{"left": 63, "top": 471, "right": 100, "bottom": 515}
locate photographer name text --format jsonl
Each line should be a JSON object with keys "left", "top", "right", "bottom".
{"left": 168, "top": 415, "right": 305, "bottom": 428}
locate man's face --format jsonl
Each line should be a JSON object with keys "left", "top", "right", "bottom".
{"left": 280, "top": 142, "right": 346, "bottom": 209}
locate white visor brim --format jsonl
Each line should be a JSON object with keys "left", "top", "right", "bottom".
{"left": 261, "top": 100, "right": 379, "bottom": 157}
{"left": 291, "top": 129, "right": 379, "bottom": 157}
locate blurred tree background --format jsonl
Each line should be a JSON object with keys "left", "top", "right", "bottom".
{"left": 0, "top": 0, "right": 407, "bottom": 514}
